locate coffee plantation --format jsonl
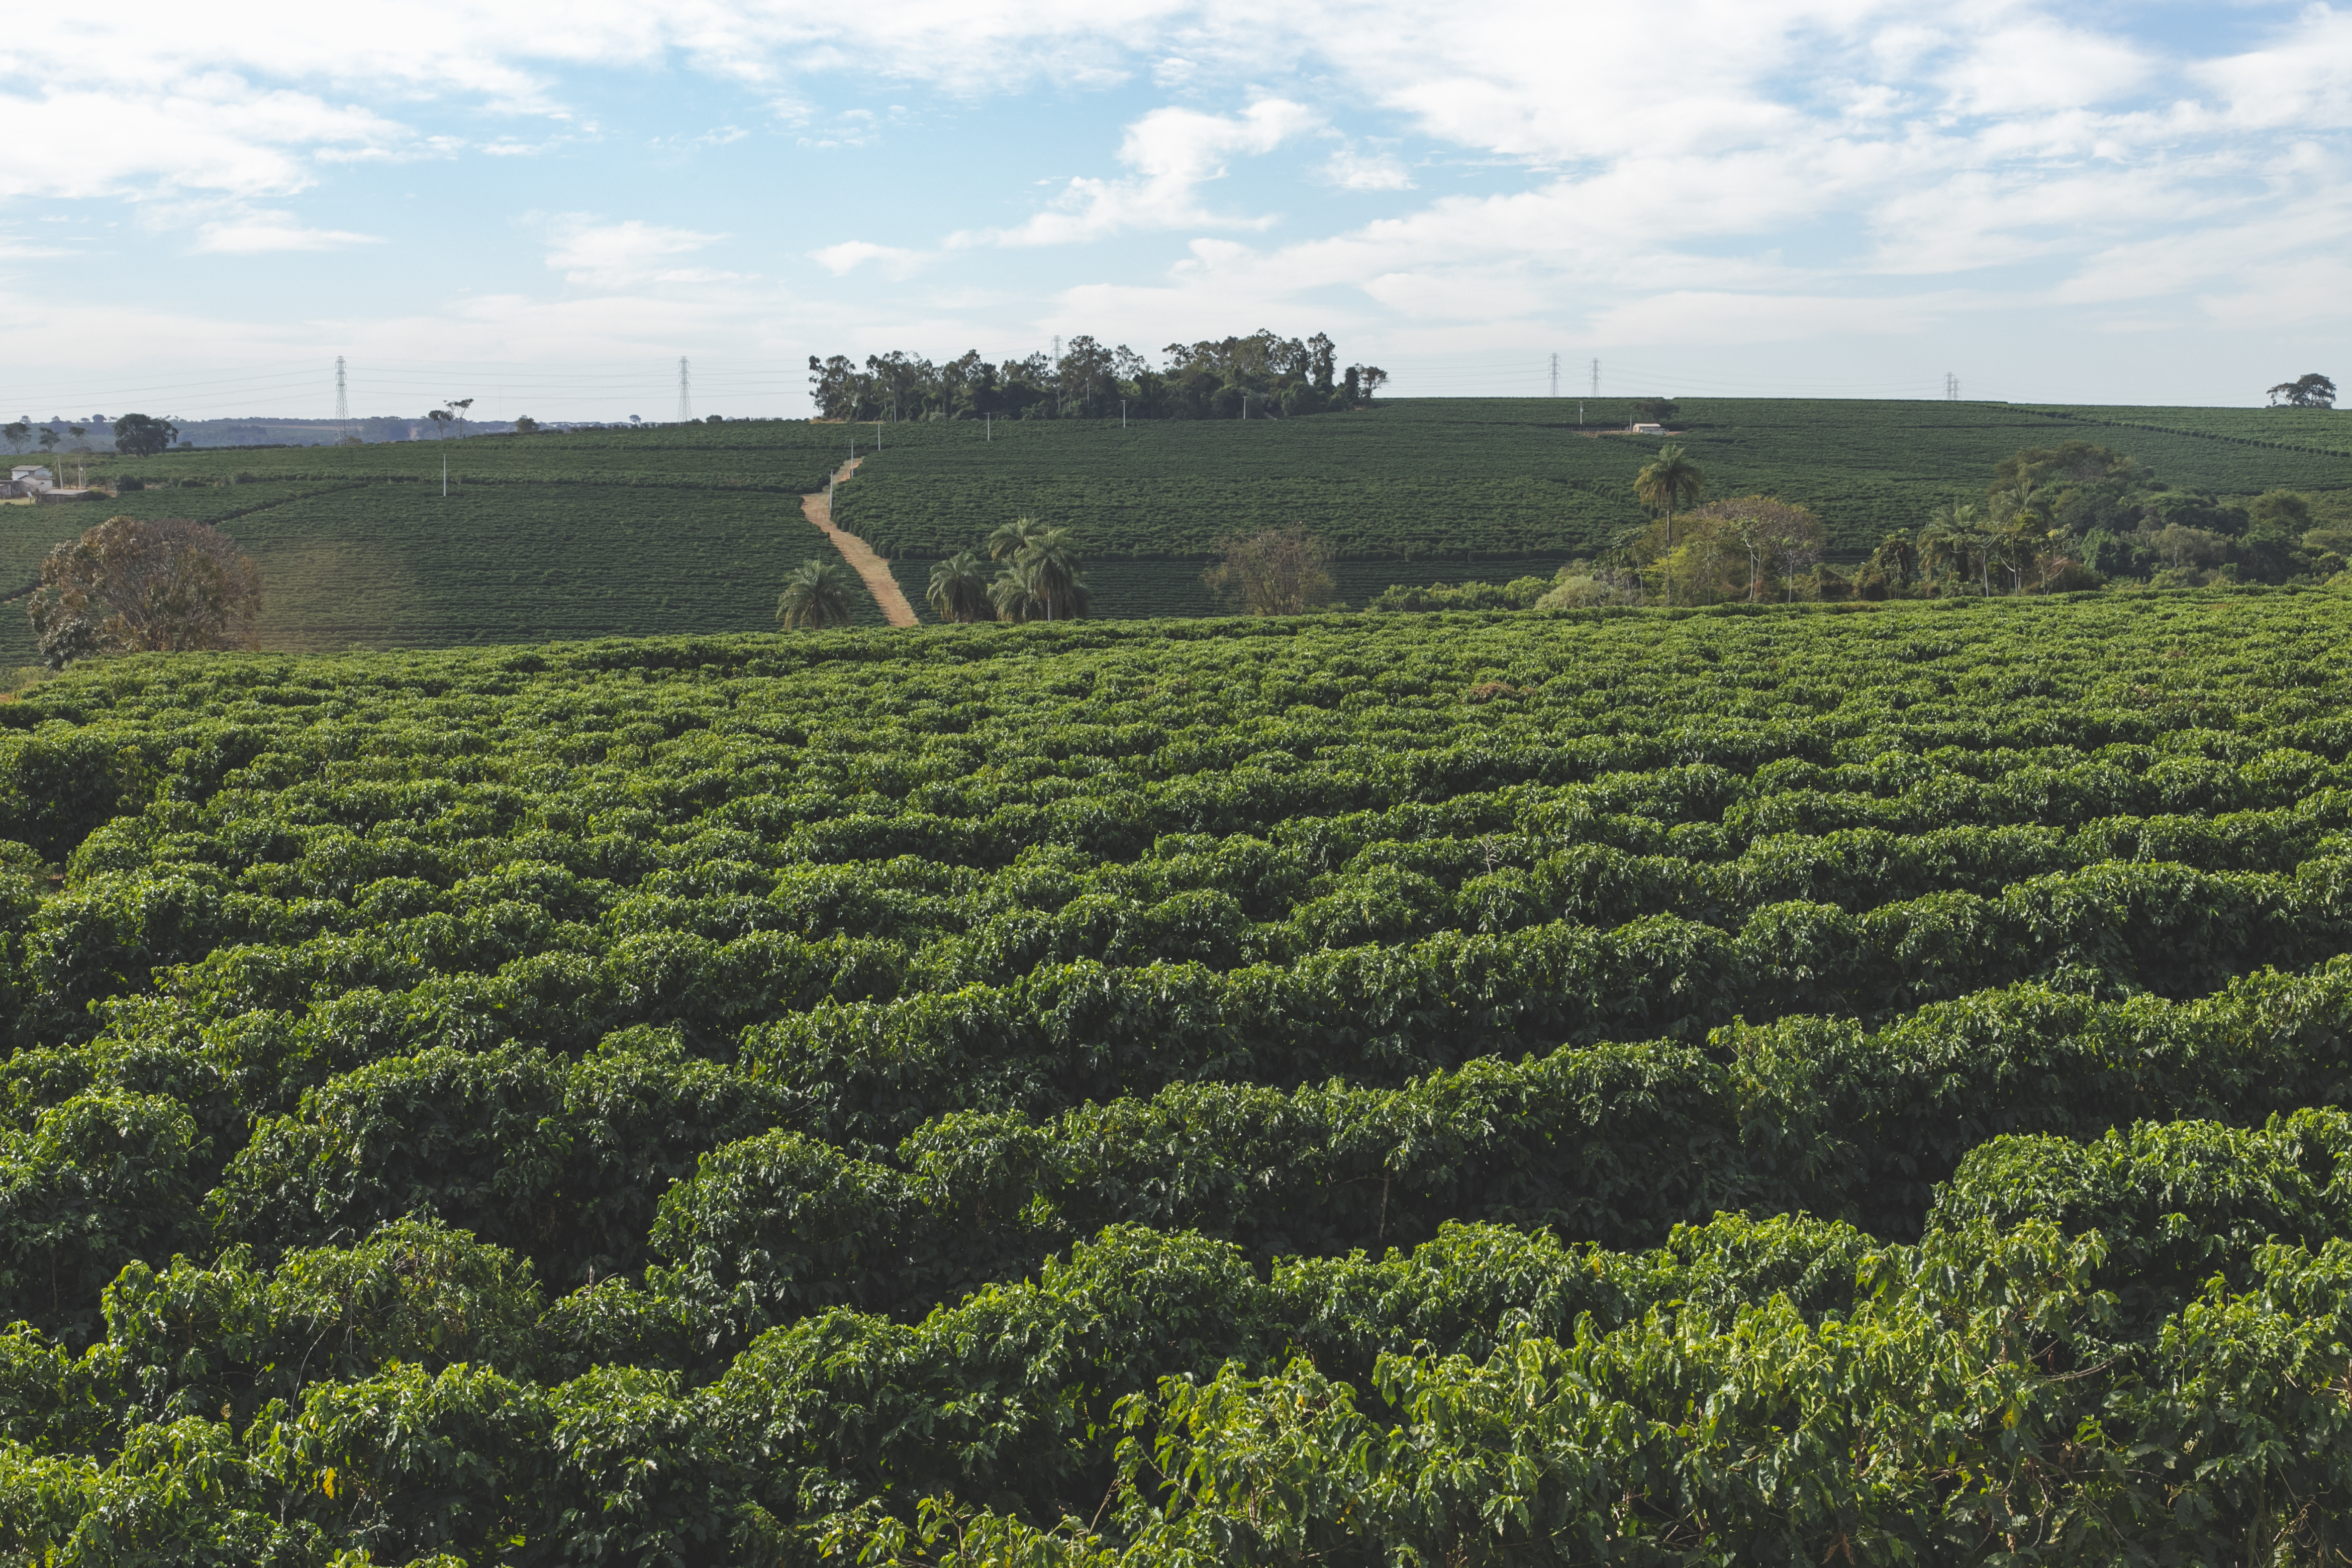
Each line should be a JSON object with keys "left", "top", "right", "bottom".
{"left": 24, "top": 398, "right": 2351, "bottom": 659}
{"left": 5, "top": 587, "right": 2352, "bottom": 1562}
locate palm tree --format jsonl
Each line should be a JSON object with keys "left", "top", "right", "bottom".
{"left": 775, "top": 557, "right": 856, "bottom": 630}
{"left": 1922, "top": 501, "right": 1994, "bottom": 597}
{"left": 987, "top": 516, "right": 1043, "bottom": 561}
{"left": 1019, "top": 526, "right": 1089, "bottom": 621}
{"left": 1633, "top": 444, "right": 1706, "bottom": 606}
{"left": 926, "top": 551, "right": 992, "bottom": 623}
{"left": 990, "top": 557, "right": 1042, "bottom": 621}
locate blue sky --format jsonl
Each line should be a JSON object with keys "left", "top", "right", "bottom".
{"left": 2, "top": 0, "right": 2347, "bottom": 421}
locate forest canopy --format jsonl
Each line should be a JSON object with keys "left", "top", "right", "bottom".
{"left": 808, "top": 330, "right": 1386, "bottom": 421}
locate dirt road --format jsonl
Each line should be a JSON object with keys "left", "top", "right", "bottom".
{"left": 799, "top": 457, "right": 918, "bottom": 627}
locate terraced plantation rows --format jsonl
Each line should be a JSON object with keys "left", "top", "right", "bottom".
{"left": 837, "top": 396, "right": 2352, "bottom": 565}
{"left": 4, "top": 589, "right": 2352, "bottom": 1561}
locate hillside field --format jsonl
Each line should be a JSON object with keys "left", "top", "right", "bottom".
{"left": 4, "top": 589, "right": 2352, "bottom": 1560}
{"left": 6, "top": 397, "right": 2350, "bottom": 656}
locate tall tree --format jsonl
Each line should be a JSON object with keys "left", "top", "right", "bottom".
{"left": 1920, "top": 502, "right": 1976, "bottom": 595}
{"left": 1633, "top": 443, "right": 1707, "bottom": 606}
{"left": 926, "top": 551, "right": 992, "bottom": 623}
{"left": 1203, "top": 526, "right": 1337, "bottom": 615}
{"left": 1016, "top": 527, "right": 1089, "bottom": 621}
{"left": 774, "top": 558, "right": 856, "bottom": 630}
{"left": 989, "top": 557, "right": 1043, "bottom": 622}
{"left": 1687, "top": 497, "right": 1819, "bottom": 602}
{"left": 986, "top": 517, "right": 1043, "bottom": 561}
{"left": 28, "top": 516, "right": 262, "bottom": 667}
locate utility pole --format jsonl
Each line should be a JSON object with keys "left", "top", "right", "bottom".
{"left": 1550, "top": 353, "right": 1559, "bottom": 398}
{"left": 1121, "top": 400, "right": 1127, "bottom": 428}
{"left": 677, "top": 357, "right": 693, "bottom": 423}
{"left": 1590, "top": 358, "right": 1599, "bottom": 397}
{"left": 985, "top": 413, "right": 991, "bottom": 443}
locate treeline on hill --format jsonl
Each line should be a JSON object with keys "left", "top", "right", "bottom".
{"left": 1370, "top": 436, "right": 2352, "bottom": 611}
{"left": 808, "top": 329, "right": 1388, "bottom": 422}
{"left": 6, "top": 596, "right": 2352, "bottom": 1560}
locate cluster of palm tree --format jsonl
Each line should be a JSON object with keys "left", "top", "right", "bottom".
{"left": 926, "top": 517, "right": 1091, "bottom": 623}
{"left": 1920, "top": 482, "right": 2058, "bottom": 596}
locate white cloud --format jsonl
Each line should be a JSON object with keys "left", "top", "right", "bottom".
{"left": 956, "top": 97, "right": 1319, "bottom": 246}
{"left": 810, "top": 241, "right": 929, "bottom": 278}
{"left": 1934, "top": 20, "right": 2155, "bottom": 116}
{"left": 543, "top": 217, "right": 732, "bottom": 287}
{"left": 1322, "top": 145, "right": 1415, "bottom": 191}
{"left": 2192, "top": 5, "right": 2352, "bottom": 132}
{"left": 190, "top": 211, "right": 382, "bottom": 253}
{"left": 0, "top": 84, "right": 411, "bottom": 199}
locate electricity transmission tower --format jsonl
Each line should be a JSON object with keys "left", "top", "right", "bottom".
{"left": 1945, "top": 371, "right": 1959, "bottom": 401}
{"left": 1590, "top": 358, "right": 1600, "bottom": 397}
{"left": 677, "top": 358, "right": 693, "bottom": 423}
{"left": 1549, "top": 353, "right": 1559, "bottom": 397}
{"left": 334, "top": 357, "right": 349, "bottom": 437}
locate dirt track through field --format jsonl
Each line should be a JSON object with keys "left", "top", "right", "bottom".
{"left": 801, "top": 457, "right": 919, "bottom": 627}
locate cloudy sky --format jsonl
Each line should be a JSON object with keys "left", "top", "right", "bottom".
{"left": 2, "top": 0, "right": 2346, "bottom": 420}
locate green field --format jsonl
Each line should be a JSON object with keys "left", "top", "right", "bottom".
{"left": 835, "top": 397, "right": 2352, "bottom": 563}
{"left": 2027, "top": 402, "right": 2352, "bottom": 458}
{"left": 10, "top": 398, "right": 2351, "bottom": 657}
{"left": 6, "top": 590, "right": 2352, "bottom": 1560}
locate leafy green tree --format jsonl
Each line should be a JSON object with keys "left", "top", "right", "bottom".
{"left": 926, "top": 551, "right": 992, "bottom": 623}
{"left": 110, "top": 413, "right": 176, "bottom": 458}
{"left": 775, "top": 558, "right": 856, "bottom": 630}
{"left": 2266, "top": 372, "right": 2336, "bottom": 408}
{"left": 1, "top": 420, "right": 27, "bottom": 453}
{"left": 1633, "top": 443, "right": 1706, "bottom": 605}
{"left": 1687, "top": 496, "right": 1819, "bottom": 602}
